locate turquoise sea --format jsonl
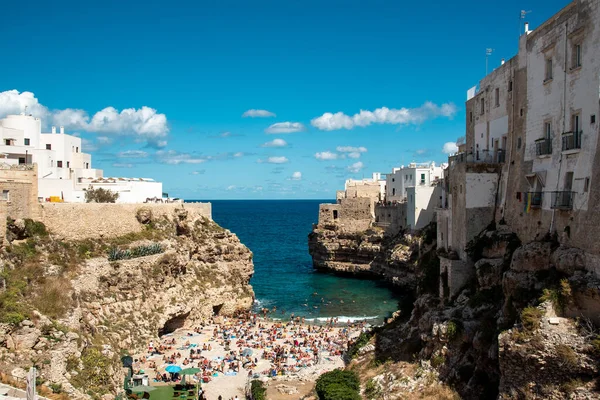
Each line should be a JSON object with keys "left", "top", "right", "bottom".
{"left": 192, "top": 200, "right": 401, "bottom": 324}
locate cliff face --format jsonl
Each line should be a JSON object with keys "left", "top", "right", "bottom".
{"left": 0, "top": 207, "right": 254, "bottom": 399}
{"left": 308, "top": 224, "right": 436, "bottom": 289}
{"left": 311, "top": 223, "right": 600, "bottom": 399}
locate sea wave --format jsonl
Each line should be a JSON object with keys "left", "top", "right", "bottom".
{"left": 304, "top": 316, "right": 379, "bottom": 323}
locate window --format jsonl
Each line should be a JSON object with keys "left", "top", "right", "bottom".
{"left": 67, "top": 161, "right": 70, "bottom": 168}
{"left": 46, "top": 144, "right": 51, "bottom": 150}
{"left": 86, "top": 162, "right": 89, "bottom": 169}
{"left": 520, "top": 108, "right": 524, "bottom": 117}
{"left": 469, "top": 111, "right": 473, "bottom": 122}
{"left": 4, "top": 139, "right": 10, "bottom": 146}
{"left": 1, "top": 190, "right": 9, "bottom": 201}
{"left": 57, "top": 161, "right": 63, "bottom": 168}
{"left": 18, "top": 157, "right": 25, "bottom": 165}
{"left": 544, "top": 121, "right": 552, "bottom": 139}
{"left": 572, "top": 43, "right": 582, "bottom": 68}
{"left": 592, "top": 115, "right": 596, "bottom": 124}
{"left": 545, "top": 58, "right": 553, "bottom": 81}
{"left": 392, "top": 188, "right": 396, "bottom": 196}
{"left": 332, "top": 210, "right": 338, "bottom": 220}
{"left": 572, "top": 113, "right": 581, "bottom": 133}
{"left": 584, "top": 177, "right": 590, "bottom": 192}
{"left": 420, "top": 173, "right": 426, "bottom": 184}
{"left": 24, "top": 138, "right": 30, "bottom": 145}
{"left": 517, "top": 137, "right": 522, "bottom": 149}
{"left": 495, "top": 88, "right": 500, "bottom": 107}
{"left": 76, "top": 146, "right": 79, "bottom": 153}
{"left": 508, "top": 80, "right": 513, "bottom": 92}
{"left": 480, "top": 98, "right": 485, "bottom": 115}
{"left": 392, "top": 178, "right": 395, "bottom": 182}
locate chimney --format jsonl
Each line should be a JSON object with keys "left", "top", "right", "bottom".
{"left": 51, "top": 126, "right": 56, "bottom": 134}
{"left": 501, "top": 58, "right": 505, "bottom": 65}
{"left": 60, "top": 126, "right": 64, "bottom": 134}
{"left": 524, "top": 22, "right": 530, "bottom": 34}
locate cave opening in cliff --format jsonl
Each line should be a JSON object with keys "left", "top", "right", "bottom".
{"left": 213, "top": 303, "right": 224, "bottom": 316}
{"left": 158, "top": 311, "right": 190, "bottom": 337}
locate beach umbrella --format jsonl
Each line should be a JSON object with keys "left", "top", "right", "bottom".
{"left": 165, "top": 365, "right": 182, "bottom": 373}
{"left": 180, "top": 367, "right": 201, "bottom": 375}
{"left": 179, "top": 367, "right": 201, "bottom": 385}
{"left": 130, "top": 385, "right": 156, "bottom": 393}
{"left": 241, "top": 348, "right": 253, "bottom": 357}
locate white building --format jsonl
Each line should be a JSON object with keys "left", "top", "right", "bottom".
{"left": 385, "top": 162, "right": 444, "bottom": 202}
{"left": 0, "top": 114, "right": 163, "bottom": 203}
{"left": 406, "top": 184, "right": 442, "bottom": 231}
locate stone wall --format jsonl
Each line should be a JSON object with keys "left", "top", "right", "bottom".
{"left": 375, "top": 202, "right": 406, "bottom": 236}
{"left": 0, "top": 164, "right": 39, "bottom": 220}
{"left": 317, "top": 198, "right": 372, "bottom": 233}
{"left": 38, "top": 202, "right": 212, "bottom": 240}
{"left": 439, "top": 257, "right": 473, "bottom": 300}
{"left": 0, "top": 201, "right": 6, "bottom": 244}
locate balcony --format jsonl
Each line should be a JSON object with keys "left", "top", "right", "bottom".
{"left": 535, "top": 138, "right": 552, "bottom": 156}
{"left": 561, "top": 131, "right": 582, "bottom": 151}
{"left": 526, "top": 192, "right": 543, "bottom": 208}
{"left": 550, "top": 191, "right": 574, "bottom": 210}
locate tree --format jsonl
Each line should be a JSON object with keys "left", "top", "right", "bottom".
{"left": 85, "top": 187, "right": 119, "bottom": 203}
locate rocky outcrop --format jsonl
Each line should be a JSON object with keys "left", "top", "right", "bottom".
{"left": 0, "top": 208, "right": 254, "bottom": 399}
{"left": 308, "top": 224, "right": 436, "bottom": 290}
{"left": 329, "top": 221, "right": 600, "bottom": 399}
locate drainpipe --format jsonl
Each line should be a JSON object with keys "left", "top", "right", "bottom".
{"left": 550, "top": 21, "right": 569, "bottom": 234}
{"left": 501, "top": 61, "right": 516, "bottom": 218}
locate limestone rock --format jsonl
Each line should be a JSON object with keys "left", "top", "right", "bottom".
{"left": 510, "top": 241, "right": 552, "bottom": 272}
{"left": 475, "top": 258, "right": 504, "bottom": 289}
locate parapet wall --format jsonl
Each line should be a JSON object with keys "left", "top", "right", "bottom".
{"left": 38, "top": 202, "right": 212, "bottom": 240}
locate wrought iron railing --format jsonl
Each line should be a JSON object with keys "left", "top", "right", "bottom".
{"left": 535, "top": 138, "right": 552, "bottom": 156}
{"left": 561, "top": 130, "right": 582, "bottom": 151}
{"left": 550, "top": 191, "right": 574, "bottom": 210}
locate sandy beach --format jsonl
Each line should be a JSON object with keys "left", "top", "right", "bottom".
{"left": 132, "top": 314, "right": 367, "bottom": 399}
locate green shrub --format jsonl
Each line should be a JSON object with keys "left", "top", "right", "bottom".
{"left": 250, "top": 380, "right": 266, "bottom": 400}
{"left": 85, "top": 187, "right": 119, "bottom": 203}
{"left": 107, "top": 243, "right": 163, "bottom": 261}
{"left": 70, "top": 347, "right": 113, "bottom": 395}
{"left": 364, "top": 379, "right": 382, "bottom": 399}
{"left": 316, "top": 370, "right": 360, "bottom": 400}
{"left": 23, "top": 219, "right": 48, "bottom": 237}
{"left": 555, "top": 344, "right": 578, "bottom": 369}
{"left": 520, "top": 306, "right": 543, "bottom": 332}
{"left": 346, "top": 332, "right": 372, "bottom": 359}
{"left": 431, "top": 354, "right": 445, "bottom": 368}
{"left": 447, "top": 320, "right": 460, "bottom": 339}
{"left": 540, "top": 279, "right": 572, "bottom": 313}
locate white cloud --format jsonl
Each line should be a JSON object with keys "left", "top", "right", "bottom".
{"left": 242, "top": 109, "right": 276, "bottom": 118}
{"left": 291, "top": 171, "right": 302, "bottom": 180}
{"left": 118, "top": 150, "right": 148, "bottom": 158}
{"left": 112, "top": 163, "right": 133, "bottom": 168}
{"left": 348, "top": 161, "right": 364, "bottom": 173}
{"left": 259, "top": 156, "right": 289, "bottom": 164}
{"left": 0, "top": 90, "right": 169, "bottom": 146}
{"left": 155, "top": 150, "right": 206, "bottom": 165}
{"left": 226, "top": 185, "right": 237, "bottom": 191}
{"left": 96, "top": 136, "right": 113, "bottom": 145}
{"left": 347, "top": 152, "right": 361, "bottom": 159}
{"left": 265, "top": 122, "right": 305, "bottom": 134}
{"left": 233, "top": 152, "right": 244, "bottom": 158}
{"left": 336, "top": 146, "right": 367, "bottom": 153}
{"left": 442, "top": 142, "right": 459, "bottom": 155}
{"left": 0, "top": 90, "right": 50, "bottom": 120}
{"left": 262, "top": 138, "right": 288, "bottom": 148}
{"left": 191, "top": 170, "right": 205, "bottom": 175}
{"left": 315, "top": 151, "right": 340, "bottom": 160}
{"left": 311, "top": 102, "right": 458, "bottom": 131}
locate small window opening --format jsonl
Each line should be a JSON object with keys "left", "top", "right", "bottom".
{"left": 332, "top": 210, "right": 338, "bottom": 220}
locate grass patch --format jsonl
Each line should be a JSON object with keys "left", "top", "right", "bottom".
{"left": 520, "top": 306, "right": 543, "bottom": 333}
{"left": 540, "top": 279, "right": 572, "bottom": 314}
{"left": 555, "top": 344, "right": 578, "bottom": 369}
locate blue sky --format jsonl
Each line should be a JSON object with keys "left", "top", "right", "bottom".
{"left": 0, "top": 0, "right": 567, "bottom": 199}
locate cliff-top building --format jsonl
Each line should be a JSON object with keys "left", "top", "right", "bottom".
{"left": 437, "top": 0, "right": 600, "bottom": 299}
{"left": 0, "top": 113, "right": 163, "bottom": 203}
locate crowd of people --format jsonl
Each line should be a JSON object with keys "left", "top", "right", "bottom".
{"left": 133, "top": 311, "right": 369, "bottom": 398}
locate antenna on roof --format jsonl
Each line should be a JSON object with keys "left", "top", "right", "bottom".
{"left": 520, "top": 10, "right": 532, "bottom": 36}
{"left": 485, "top": 48, "right": 493, "bottom": 75}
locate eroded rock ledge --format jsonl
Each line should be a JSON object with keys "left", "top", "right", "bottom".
{"left": 0, "top": 207, "right": 254, "bottom": 399}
